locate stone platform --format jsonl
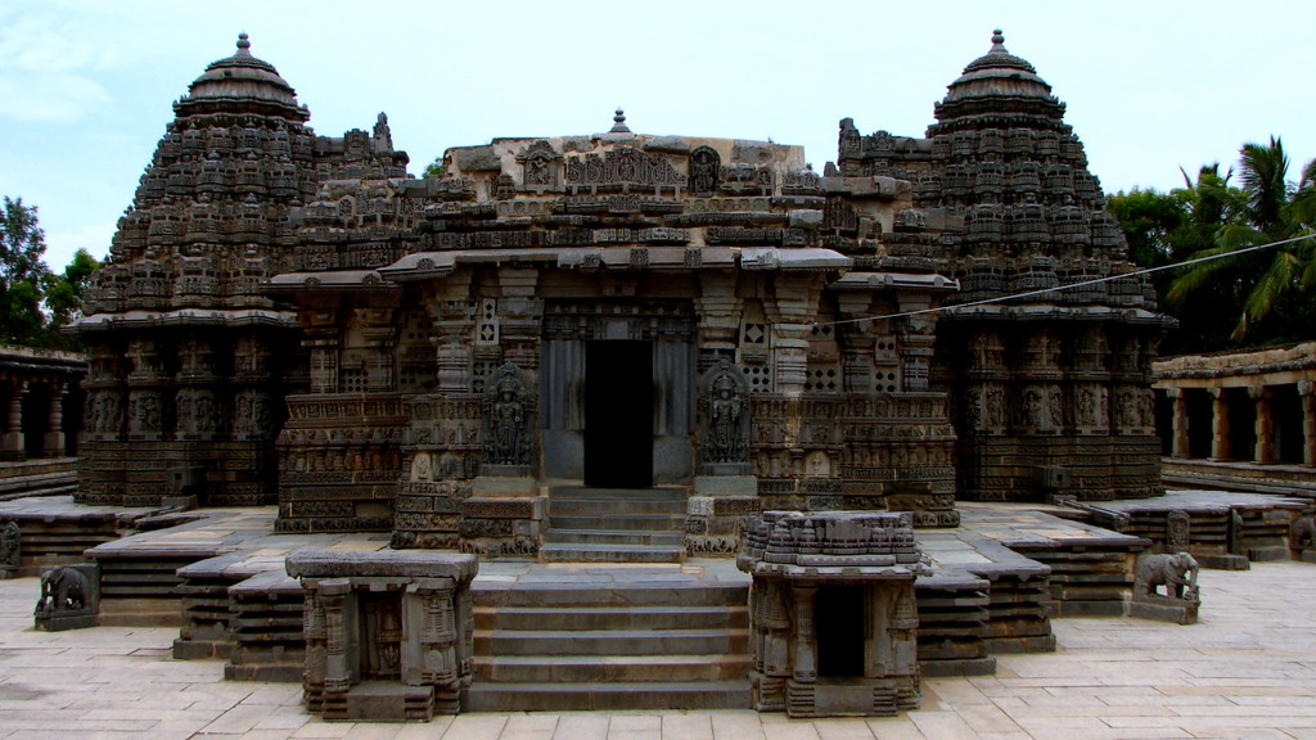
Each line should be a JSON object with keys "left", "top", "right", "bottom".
{"left": 0, "top": 489, "right": 1308, "bottom": 715}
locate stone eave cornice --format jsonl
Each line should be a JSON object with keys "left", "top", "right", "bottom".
{"left": 1154, "top": 342, "right": 1316, "bottom": 380}
{"left": 0, "top": 345, "right": 86, "bottom": 365}
{"left": 829, "top": 272, "right": 959, "bottom": 293}
{"left": 370, "top": 247, "right": 852, "bottom": 282}
{"left": 941, "top": 304, "right": 1171, "bottom": 325}
{"left": 72, "top": 308, "right": 298, "bottom": 331}
{"left": 265, "top": 270, "right": 399, "bottom": 293}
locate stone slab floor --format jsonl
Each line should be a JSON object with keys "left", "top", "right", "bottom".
{"left": 2, "top": 563, "right": 1316, "bottom": 739}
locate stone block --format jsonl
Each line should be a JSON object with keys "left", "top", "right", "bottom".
{"left": 694, "top": 476, "right": 758, "bottom": 496}
{"left": 471, "top": 476, "right": 539, "bottom": 497}
{"left": 788, "top": 209, "right": 824, "bottom": 228}
{"left": 453, "top": 145, "right": 501, "bottom": 172}
{"left": 460, "top": 497, "right": 543, "bottom": 520}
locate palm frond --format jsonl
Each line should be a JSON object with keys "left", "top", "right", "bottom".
{"left": 1238, "top": 137, "right": 1290, "bottom": 232}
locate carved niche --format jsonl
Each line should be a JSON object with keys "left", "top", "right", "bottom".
{"left": 515, "top": 140, "right": 561, "bottom": 191}
{"left": 698, "top": 359, "right": 751, "bottom": 475}
{"left": 689, "top": 146, "right": 721, "bottom": 197}
{"left": 480, "top": 362, "right": 534, "bottom": 473}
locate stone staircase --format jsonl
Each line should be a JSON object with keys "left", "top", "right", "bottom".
{"left": 465, "top": 568, "right": 751, "bottom": 711}
{"left": 540, "top": 486, "right": 686, "bottom": 563}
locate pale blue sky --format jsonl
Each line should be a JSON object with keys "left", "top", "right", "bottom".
{"left": 3, "top": 0, "right": 1313, "bottom": 272}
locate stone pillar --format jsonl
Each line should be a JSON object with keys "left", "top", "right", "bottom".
{"left": 1168, "top": 387, "right": 1190, "bottom": 458}
{"left": 1250, "top": 386, "right": 1276, "bottom": 464}
{"left": 2, "top": 380, "right": 27, "bottom": 460}
{"left": 1300, "top": 381, "right": 1316, "bottom": 467}
{"left": 1209, "top": 388, "right": 1230, "bottom": 461}
{"left": 790, "top": 584, "right": 817, "bottom": 684}
{"left": 766, "top": 279, "right": 822, "bottom": 396}
{"left": 44, "top": 382, "right": 67, "bottom": 457}
{"left": 694, "top": 272, "right": 742, "bottom": 372}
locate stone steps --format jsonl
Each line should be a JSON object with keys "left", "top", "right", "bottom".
{"left": 474, "top": 654, "right": 750, "bottom": 682}
{"left": 462, "top": 680, "right": 751, "bottom": 712}
{"left": 540, "top": 542, "right": 686, "bottom": 563}
{"left": 547, "top": 513, "right": 687, "bottom": 531}
{"left": 545, "top": 528, "right": 685, "bottom": 546}
{"left": 477, "top": 582, "right": 748, "bottom": 608}
{"left": 543, "top": 486, "right": 688, "bottom": 564}
{"left": 468, "top": 566, "right": 751, "bottom": 712}
{"left": 475, "top": 627, "right": 747, "bottom": 656}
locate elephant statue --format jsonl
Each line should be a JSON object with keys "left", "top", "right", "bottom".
{"left": 1135, "top": 551, "right": 1199, "bottom": 602}
{"left": 36, "top": 566, "right": 90, "bottom": 615}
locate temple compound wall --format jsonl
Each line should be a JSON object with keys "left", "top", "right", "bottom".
{"left": 1154, "top": 343, "right": 1316, "bottom": 496}
{"left": 73, "top": 31, "right": 1168, "bottom": 552}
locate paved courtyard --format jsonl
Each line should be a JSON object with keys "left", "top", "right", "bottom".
{"left": 1, "top": 561, "right": 1315, "bottom": 739}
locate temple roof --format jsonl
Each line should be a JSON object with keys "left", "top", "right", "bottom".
{"left": 175, "top": 33, "right": 307, "bottom": 120}
{"left": 942, "top": 30, "right": 1055, "bottom": 105}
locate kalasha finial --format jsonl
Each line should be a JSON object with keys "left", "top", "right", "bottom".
{"left": 609, "top": 107, "right": 631, "bottom": 134}
{"left": 990, "top": 29, "right": 1006, "bottom": 50}
{"left": 236, "top": 32, "right": 251, "bottom": 53}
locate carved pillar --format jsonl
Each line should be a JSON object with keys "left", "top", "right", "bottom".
{"left": 2, "top": 380, "right": 27, "bottom": 459}
{"left": 125, "top": 335, "right": 166, "bottom": 442}
{"left": 767, "top": 279, "right": 823, "bottom": 396}
{"left": 1301, "top": 381, "right": 1316, "bottom": 467}
{"left": 895, "top": 294, "right": 938, "bottom": 393}
{"left": 44, "top": 382, "right": 67, "bottom": 457}
{"left": 429, "top": 276, "right": 475, "bottom": 393}
{"left": 355, "top": 307, "right": 398, "bottom": 392}
{"left": 304, "top": 324, "right": 340, "bottom": 394}
{"left": 497, "top": 268, "right": 543, "bottom": 372}
{"left": 1251, "top": 386, "right": 1275, "bottom": 464}
{"left": 694, "top": 273, "right": 743, "bottom": 372}
{"left": 175, "top": 333, "right": 219, "bottom": 442}
{"left": 1209, "top": 387, "right": 1230, "bottom": 461}
{"left": 1168, "top": 388, "right": 1190, "bottom": 458}
{"left": 790, "top": 584, "right": 817, "bottom": 684}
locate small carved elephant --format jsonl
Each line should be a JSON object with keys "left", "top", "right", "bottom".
{"left": 1135, "top": 551, "right": 1199, "bottom": 601}
{"left": 36, "top": 566, "right": 89, "bottom": 614}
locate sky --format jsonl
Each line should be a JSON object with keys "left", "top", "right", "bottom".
{"left": 2, "top": 0, "right": 1314, "bottom": 272}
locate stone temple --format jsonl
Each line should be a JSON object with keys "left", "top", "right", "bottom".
{"left": 73, "top": 30, "right": 1168, "bottom": 558}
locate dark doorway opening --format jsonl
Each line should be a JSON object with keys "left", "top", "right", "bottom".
{"left": 584, "top": 340, "right": 653, "bottom": 488}
{"left": 816, "top": 585, "right": 866, "bottom": 678}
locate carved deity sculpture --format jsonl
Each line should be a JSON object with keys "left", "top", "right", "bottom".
{"left": 689, "top": 146, "right": 722, "bottom": 197}
{"left": 481, "top": 362, "right": 532, "bottom": 468}
{"left": 698, "top": 359, "right": 751, "bottom": 471}
{"left": 0, "top": 521, "right": 19, "bottom": 576}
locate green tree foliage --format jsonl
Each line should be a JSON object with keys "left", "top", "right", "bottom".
{"left": 0, "top": 197, "right": 100, "bottom": 350}
{"left": 1109, "top": 138, "right": 1316, "bottom": 352}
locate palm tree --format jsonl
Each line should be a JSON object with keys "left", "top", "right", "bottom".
{"left": 1168, "top": 137, "right": 1316, "bottom": 341}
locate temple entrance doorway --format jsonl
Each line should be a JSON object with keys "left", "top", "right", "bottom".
{"left": 584, "top": 340, "right": 653, "bottom": 488}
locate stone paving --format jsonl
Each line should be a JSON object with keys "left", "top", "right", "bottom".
{"left": 2, "top": 559, "right": 1315, "bottom": 738}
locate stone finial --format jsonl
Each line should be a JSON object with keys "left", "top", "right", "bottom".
{"left": 609, "top": 107, "right": 631, "bottom": 134}
{"left": 990, "top": 29, "right": 1006, "bottom": 51}
{"left": 236, "top": 32, "right": 251, "bottom": 54}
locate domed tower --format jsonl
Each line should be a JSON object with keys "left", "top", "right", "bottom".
{"left": 925, "top": 31, "right": 1169, "bottom": 502}
{"left": 75, "top": 34, "right": 319, "bottom": 507}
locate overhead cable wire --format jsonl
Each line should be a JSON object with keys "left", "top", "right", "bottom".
{"left": 814, "top": 231, "right": 1316, "bottom": 328}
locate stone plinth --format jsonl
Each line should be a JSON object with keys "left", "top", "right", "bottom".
{"left": 737, "top": 511, "right": 925, "bottom": 718}
{"left": 286, "top": 549, "right": 478, "bottom": 721}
